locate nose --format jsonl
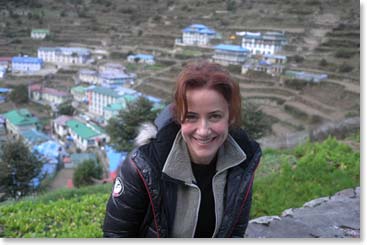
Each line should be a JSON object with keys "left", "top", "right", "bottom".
{"left": 197, "top": 119, "right": 210, "bottom": 136}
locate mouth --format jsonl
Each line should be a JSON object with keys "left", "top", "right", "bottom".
{"left": 193, "top": 136, "right": 216, "bottom": 145}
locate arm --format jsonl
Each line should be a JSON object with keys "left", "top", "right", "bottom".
{"left": 102, "top": 155, "right": 149, "bottom": 237}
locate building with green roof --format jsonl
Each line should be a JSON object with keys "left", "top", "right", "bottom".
{"left": 66, "top": 119, "right": 109, "bottom": 151}
{"left": 3, "top": 108, "right": 39, "bottom": 137}
{"left": 31, "top": 29, "right": 50, "bottom": 40}
{"left": 71, "top": 85, "right": 88, "bottom": 103}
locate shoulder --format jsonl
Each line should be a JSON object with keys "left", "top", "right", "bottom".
{"left": 229, "top": 127, "right": 261, "bottom": 160}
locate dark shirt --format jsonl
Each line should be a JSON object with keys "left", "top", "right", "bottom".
{"left": 191, "top": 158, "right": 217, "bottom": 238}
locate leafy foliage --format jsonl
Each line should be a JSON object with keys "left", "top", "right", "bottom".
{"left": 106, "top": 96, "right": 159, "bottom": 152}
{"left": 9, "top": 84, "right": 29, "bottom": 104}
{"left": 241, "top": 101, "right": 274, "bottom": 139}
{"left": 251, "top": 137, "right": 360, "bottom": 218}
{"left": 0, "top": 184, "right": 112, "bottom": 238}
{"left": 73, "top": 160, "right": 103, "bottom": 188}
{"left": 0, "top": 139, "right": 43, "bottom": 200}
{"left": 57, "top": 101, "right": 75, "bottom": 116}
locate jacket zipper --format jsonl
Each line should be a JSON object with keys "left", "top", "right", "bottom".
{"left": 187, "top": 182, "right": 201, "bottom": 238}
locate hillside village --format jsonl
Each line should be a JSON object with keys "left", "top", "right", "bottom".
{"left": 0, "top": 0, "right": 360, "bottom": 191}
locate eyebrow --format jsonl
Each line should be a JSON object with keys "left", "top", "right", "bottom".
{"left": 187, "top": 110, "right": 223, "bottom": 114}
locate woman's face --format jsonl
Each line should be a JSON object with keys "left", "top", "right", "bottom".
{"left": 181, "top": 88, "right": 230, "bottom": 165}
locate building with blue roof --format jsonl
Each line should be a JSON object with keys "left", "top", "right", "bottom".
{"left": 38, "top": 47, "right": 91, "bottom": 65}
{"left": 99, "top": 70, "right": 136, "bottom": 88}
{"left": 284, "top": 70, "right": 328, "bottom": 83}
{"left": 213, "top": 44, "right": 250, "bottom": 66}
{"left": 21, "top": 128, "right": 50, "bottom": 146}
{"left": 127, "top": 53, "right": 155, "bottom": 65}
{"left": 105, "top": 145, "right": 127, "bottom": 180}
{"left": 176, "top": 24, "right": 219, "bottom": 47}
{"left": 241, "top": 54, "right": 287, "bottom": 76}
{"left": 11, "top": 56, "right": 43, "bottom": 73}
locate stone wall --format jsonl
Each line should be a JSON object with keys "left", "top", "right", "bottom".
{"left": 245, "top": 187, "right": 360, "bottom": 238}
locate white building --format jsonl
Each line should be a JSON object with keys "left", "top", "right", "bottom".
{"left": 71, "top": 85, "right": 88, "bottom": 103}
{"left": 31, "top": 29, "right": 50, "bottom": 40}
{"left": 88, "top": 86, "right": 142, "bottom": 124}
{"left": 11, "top": 56, "right": 43, "bottom": 73}
{"left": 237, "top": 31, "right": 287, "bottom": 55}
{"left": 176, "top": 24, "right": 219, "bottom": 46}
{"left": 242, "top": 54, "right": 287, "bottom": 76}
{"left": 213, "top": 44, "right": 250, "bottom": 66}
{"left": 99, "top": 70, "right": 136, "bottom": 88}
{"left": 0, "top": 67, "right": 5, "bottom": 79}
{"left": 127, "top": 54, "right": 155, "bottom": 65}
{"left": 78, "top": 69, "right": 99, "bottom": 84}
{"left": 38, "top": 47, "right": 91, "bottom": 65}
{"left": 29, "top": 84, "right": 72, "bottom": 106}
{"left": 3, "top": 109, "right": 39, "bottom": 137}
{"left": 99, "top": 63, "right": 125, "bottom": 73}
{"left": 88, "top": 86, "right": 121, "bottom": 116}
{"left": 66, "top": 119, "right": 109, "bottom": 151}
{"left": 53, "top": 115, "right": 73, "bottom": 138}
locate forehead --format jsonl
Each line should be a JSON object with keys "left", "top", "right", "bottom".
{"left": 186, "top": 88, "right": 228, "bottom": 112}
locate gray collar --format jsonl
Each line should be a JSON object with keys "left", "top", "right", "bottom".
{"left": 162, "top": 130, "right": 247, "bottom": 183}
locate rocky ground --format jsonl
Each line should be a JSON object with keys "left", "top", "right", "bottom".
{"left": 245, "top": 187, "right": 360, "bottom": 238}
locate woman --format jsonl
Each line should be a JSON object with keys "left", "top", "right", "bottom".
{"left": 103, "top": 60, "right": 262, "bottom": 238}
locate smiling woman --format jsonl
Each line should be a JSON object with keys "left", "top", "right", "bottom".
{"left": 102, "top": 60, "right": 262, "bottom": 238}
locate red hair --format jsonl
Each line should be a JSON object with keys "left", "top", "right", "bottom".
{"left": 173, "top": 60, "right": 241, "bottom": 126}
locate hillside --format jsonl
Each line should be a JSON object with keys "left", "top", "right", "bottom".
{"left": 0, "top": 0, "right": 360, "bottom": 137}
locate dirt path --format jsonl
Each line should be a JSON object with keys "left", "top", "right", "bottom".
{"left": 49, "top": 168, "right": 75, "bottom": 190}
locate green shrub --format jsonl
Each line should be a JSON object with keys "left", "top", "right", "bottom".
{"left": 251, "top": 137, "right": 360, "bottom": 218}
{"left": 338, "top": 62, "right": 354, "bottom": 73}
{"left": 73, "top": 160, "right": 103, "bottom": 188}
{"left": 0, "top": 184, "right": 112, "bottom": 238}
{"left": 335, "top": 49, "right": 356, "bottom": 59}
{"left": 319, "top": 58, "right": 328, "bottom": 67}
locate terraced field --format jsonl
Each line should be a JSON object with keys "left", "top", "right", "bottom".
{"left": 0, "top": 0, "right": 359, "bottom": 138}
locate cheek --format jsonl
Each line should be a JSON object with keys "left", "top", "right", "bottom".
{"left": 181, "top": 124, "right": 194, "bottom": 140}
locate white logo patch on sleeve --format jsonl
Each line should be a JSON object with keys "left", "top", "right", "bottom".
{"left": 113, "top": 177, "right": 124, "bottom": 197}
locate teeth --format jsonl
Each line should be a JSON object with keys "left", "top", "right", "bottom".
{"left": 196, "top": 138, "right": 212, "bottom": 144}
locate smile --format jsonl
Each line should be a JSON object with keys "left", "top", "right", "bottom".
{"left": 193, "top": 136, "right": 216, "bottom": 145}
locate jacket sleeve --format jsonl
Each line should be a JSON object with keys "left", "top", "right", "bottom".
{"left": 230, "top": 189, "right": 253, "bottom": 238}
{"left": 102, "top": 155, "right": 149, "bottom": 237}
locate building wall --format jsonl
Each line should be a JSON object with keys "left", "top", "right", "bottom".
{"left": 213, "top": 51, "right": 248, "bottom": 65}
{"left": 38, "top": 49, "right": 89, "bottom": 65}
{"left": 88, "top": 91, "right": 117, "bottom": 116}
{"left": 182, "top": 32, "right": 211, "bottom": 46}
{"left": 12, "top": 61, "right": 42, "bottom": 72}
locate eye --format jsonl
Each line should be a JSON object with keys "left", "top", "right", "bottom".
{"left": 184, "top": 113, "right": 198, "bottom": 122}
{"left": 209, "top": 113, "right": 222, "bottom": 121}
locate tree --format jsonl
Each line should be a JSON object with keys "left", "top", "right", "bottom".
{"left": 241, "top": 101, "right": 273, "bottom": 139}
{"left": 58, "top": 101, "right": 75, "bottom": 116}
{"left": 106, "top": 96, "right": 160, "bottom": 152}
{"left": 9, "top": 84, "right": 29, "bottom": 104}
{"left": 0, "top": 139, "right": 43, "bottom": 200}
{"left": 73, "top": 160, "right": 102, "bottom": 188}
